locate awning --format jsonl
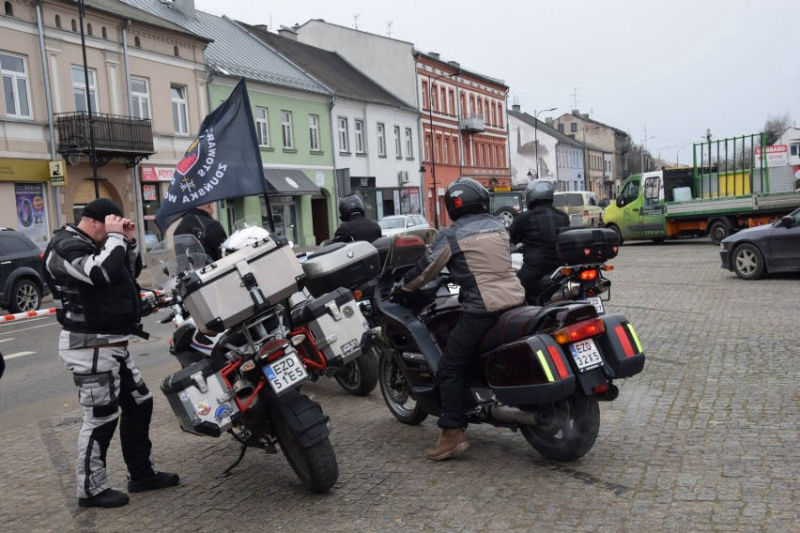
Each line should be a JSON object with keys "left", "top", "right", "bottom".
{"left": 263, "top": 168, "right": 320, "bottom": 196}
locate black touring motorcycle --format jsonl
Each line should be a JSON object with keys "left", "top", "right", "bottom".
{"left": 372, "top": 231, "right": 645, "bottom": 461}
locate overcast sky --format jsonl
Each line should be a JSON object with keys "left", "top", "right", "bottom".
{"left": 196, "top": 0, "right": 799, "bottom": 165}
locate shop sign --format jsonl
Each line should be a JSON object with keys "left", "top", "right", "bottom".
{"left": 49, "top": 160, "right": 66, "bottom": 186}
{"left": 0, "top": 158, "right": 49, "bottom": 183}
{"left": 14, "top": 183, "right": 49, "bottom": 249}
{"left": 140, "top": 166, "right": 175, "bottom": 182}
{"left": 142, "top": 183, "right": 158, "bottom": 201}
{"left": 755, "top": 145, "right": 788, "bottom": 167}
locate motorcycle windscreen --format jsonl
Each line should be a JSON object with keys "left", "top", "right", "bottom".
{"left": 146, "top": 234, "right": 210, "bottom": 292}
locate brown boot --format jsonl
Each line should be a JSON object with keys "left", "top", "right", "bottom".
{"left": 426, "top": 428, "right": 469, "bottom": 461}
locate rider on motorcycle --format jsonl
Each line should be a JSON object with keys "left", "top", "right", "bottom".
{"left": 400, "top": 177, "right": 525, "bottom": 460}
{"left": 332, "top": 194, "right": 382, "bottom": 243}
{"left": 508, "top": 180, "right": 570, "bottom": 304}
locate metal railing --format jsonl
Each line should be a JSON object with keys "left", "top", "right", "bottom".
{"left": 55, "top": 112, "right": 154, "bottom": 155}
{"left": 693, "top": 133, "right": 768, "bottom": 198}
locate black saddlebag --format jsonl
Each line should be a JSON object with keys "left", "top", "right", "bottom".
{"left": 482, "top": 334, "right": 575, "bottom": 405}
{"left": 594, "top": 314, "right": 645, "bottom": 378}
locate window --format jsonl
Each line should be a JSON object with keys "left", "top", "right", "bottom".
{"left": 354, "top": 119, "right": 365, "bottom": 154}
{"left": 134, "top": 36, "right": 140, "bottom": 48}
{"left": 421, "top": 80, "right": 429, "bottom": 109}
{"left": 440, "top": 87, "right": 447, "bottom": 114}
{"left": 5, "top": 1, "right": 13, "bottom": 16}
{"left": 280, "top": 110, "right": 294, "bottom": 149}
{"left": 255, "top": 107, "right": 270, "bottom": 147}
{"left": 377, "top": 123, "right": 386, "bottom": 157}
{"left": 71, "top": 19, "right": 77, "bottom": 32}
{"left": 791, "top": 144, "right": 799, "bottom": 156}
{"left": 1, "top": 53, "right": 31, "bottom": 118}
{"left": 87, "top": 23, "right": 93, "bottom": 36}
{"left": 557, "top": 123, "right": 564, "bottom": 133}
{"left": 431, "top": 83, "right": 438, "bottom": 111}
{"left": 71, "top": 64, "right": 98, "bottom": 113}
{"left": 337, "top": 117, "right": 350, "bottom": 153}
{"left": 129, "top": 76, "right": 150, "bottom": 119}
{"left": 448, "top": 89, "right": 455, "bottom": 116}
{"left": 55, "top": 15, "right": 61, "bottom": 28}
{"left": 394, "top": 125, "right": 402, "bottom": 159}
{"left": 497, "top": 103, "right": 503, "bottom": 128}
{"left": 308, "top": 114, "right": 320, "bottom": 151}
{"left": 405, "top": 127, "right": 413, "bottom": 158}
{"left": 490, "top": 103, "right": 496, "bottom": 126}
{"left": 570, "top": 122, "right": 577, "bottom": 133}
{"left": 102, "top": 27, "right": 107, "bottom": 39}
{"left": 173, "top": 46, "right": 179, "bottom": 57}
{"left": 170, "top": 84, "right": 188, "bottom": 134}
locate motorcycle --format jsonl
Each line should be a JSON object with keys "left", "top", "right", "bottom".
{"left": 513, "top": 227, "right": 619, "bottom": 314}
{"left": 372, "top": 234, "right": 645, "bottom": 461}
{"left": 148, "top": 232, "right": 367, "bottom": 493}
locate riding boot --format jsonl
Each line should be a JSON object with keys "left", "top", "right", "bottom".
{"left": 426, "top": 428, "right": 469, "bottom": 461}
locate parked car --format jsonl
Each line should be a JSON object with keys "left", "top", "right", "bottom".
{"left": 553, "top": 191, "right": 604, "bottom": 227}
{"left": 378, "top": 214, "right": 430, "bottom": 237}
{"left": 0, "top": 229, "right": 49, "bottom": 312}
{"left": 719, "top": 207, "right": 800, "bottom": 280}
{"left": 489, "top": 190, "right": 525, "bottom": 228}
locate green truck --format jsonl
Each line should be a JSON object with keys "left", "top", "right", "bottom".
{"left": 602, "top": 133, "right": 800, "bottom": 244}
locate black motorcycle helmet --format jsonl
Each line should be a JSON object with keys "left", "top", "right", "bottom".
{"left": 338, "top": 194, "right": 365, "bottom": 221}
{"left": 525, "top": 180, "right": 555, "bottom": 208}
{"left": 444, "top": 177, "right": 490, "bottom": 221}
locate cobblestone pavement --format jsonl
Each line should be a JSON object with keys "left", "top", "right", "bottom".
{"left": 1, "top": 239, "right": 798, "bottom": 532}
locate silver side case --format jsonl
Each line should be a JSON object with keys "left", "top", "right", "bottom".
{"left": 308, "top": 297, "right": 370, "bottom": 367}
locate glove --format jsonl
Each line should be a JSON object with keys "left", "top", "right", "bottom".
{"left": 389, "top": 281, "right": 404, "bottom": 301}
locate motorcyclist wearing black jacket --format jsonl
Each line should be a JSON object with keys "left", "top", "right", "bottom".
{"left": 43, "top": 198, "right": 178, "bottom": 508}
{"left": 332, "top": 194, "right": 382, "bottom": 243}
{"left": 401, "top": 178, "right": 525, "bottom": 461}
{"left": 174, "top": 203, "right": 227, "bottom": 261}
{"left": 508, "top": 180, "right": 570, "bottom": 304}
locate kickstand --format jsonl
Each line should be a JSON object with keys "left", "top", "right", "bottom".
{"left": 218, "top": 436, "right": 249, "bottom": 478}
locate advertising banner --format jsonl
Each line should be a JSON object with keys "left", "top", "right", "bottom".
{"left": 14, "top": 183, "right": 49, "bottom": 249}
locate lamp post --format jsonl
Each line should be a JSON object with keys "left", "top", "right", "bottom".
{"left": 426, "top": 66, "right": 460, "bottom": 229}
{"left": 533, "top": 107, "right": 557, "bottom": 181}
{"left": 77, "top": 0, "right": 100, "bottom": 199}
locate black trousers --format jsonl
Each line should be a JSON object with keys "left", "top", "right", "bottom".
{"left": 438, "top": 312, "right": 500, "bottom": 429}
{"left": 517, "top": 263, "right": 557, "bottom": 305}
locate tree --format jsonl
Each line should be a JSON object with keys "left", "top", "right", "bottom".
{"left": 763, "top": 113, "right": 791, "bottom": 145}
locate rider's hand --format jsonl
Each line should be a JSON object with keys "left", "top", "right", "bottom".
{"left": 104, "top": 215, "right": 125, "bottom": 234}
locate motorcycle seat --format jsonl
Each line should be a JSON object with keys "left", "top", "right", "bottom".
{"left": 480, "top": 305, "right": 558, "bottom": 354}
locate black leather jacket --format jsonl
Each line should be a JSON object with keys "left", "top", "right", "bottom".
{"left": 508, "top": 202, "right": 570, "bottom": 267}
{"left": 43, "top": 225, "right": 142, "bottom": 336}
{"left": 174, "top": 208, "right": 228, "bottom": 261}
{"left": 332, "top": 215, "right": 382, "bottom": 243}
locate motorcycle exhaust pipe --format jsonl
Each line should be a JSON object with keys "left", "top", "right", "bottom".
{"left": 487, "top": 404, "right": 539, "bottom": 426}
{"left": 547, "top": 281, "right": 581, "bottom": 304}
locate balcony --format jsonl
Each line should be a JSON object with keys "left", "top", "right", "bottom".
{"left": 460, "top": 115, "right": 485, "bottom": 134}
{"left": 56, "top": 112, "right": 154, "bottom": 166}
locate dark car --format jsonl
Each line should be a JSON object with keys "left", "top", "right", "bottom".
{"left": 490, "top": 191, "right": 525, "bottom": 228}
{"left": 719, "top": 207, "right": 800, "bottom": 280}
{"left": 0, "top": 229, "right": 49, "bottom": 312}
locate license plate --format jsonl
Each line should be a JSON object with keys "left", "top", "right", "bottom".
{"left": 586, "top": 297, "right": 604, "bottom": 314}
{"left": 568, "top": 339, "right": 603, "bottom": 372}
{"left": 263, "top": 352, "right": 308, "bottom": 394}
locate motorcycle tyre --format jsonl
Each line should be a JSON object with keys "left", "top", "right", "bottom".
{"left": 520, "top": 393, "right": 600, "bottom": 462}
{"left": 378, "top": 351, "right": 428, "bottom": 425}
{"left": 334, "top": 348, "right": 379, "bottom": 396}
{"left": 270, "top": 391, "right": 339, "bottom": 493}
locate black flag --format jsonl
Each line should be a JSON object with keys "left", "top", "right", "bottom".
{"left": 155, "top": 79, "right": 266, "bottom": 232}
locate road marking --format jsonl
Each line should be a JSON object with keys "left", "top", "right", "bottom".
{"left": 0, "top": 321, "right": 59, "bottom": 336}
{"left": 5, "top": 351, "right": 35, "bottom": 360}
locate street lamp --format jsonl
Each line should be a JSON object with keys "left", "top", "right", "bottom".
{"left": 533, "top": 107, "right": 557, "bottom": 181}
{"left": 426, "top": 66, "right": 460, "bottom": 229}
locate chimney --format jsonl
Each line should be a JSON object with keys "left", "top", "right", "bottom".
{"left": 173, "top": 0, "right": 195, "bottom": 17}
{"left": 546, "top": 117, "right": 553, "bottom": 125}
{"left": 582, "top": 113, "right": 590, "bottom": 120}
{"left": 429, "top": 51, "right": 440, "bottom": 60}
{"left": 278, "top": 26, "right": 298, "bottom": 39}
{"left": 252, "top": 24, "right": 268, "bottom": 32}
{"left": 511, "top": 104, "right": 520, "bottom": 112}
{"left": 447, "top": 60, "right": 460, "bottom": 70}
{"left": 571, "top": 109, "right": 580, "bottom": 116}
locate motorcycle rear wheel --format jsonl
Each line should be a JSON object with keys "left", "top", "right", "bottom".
{"left": 334, "top": 348, "right": 379, "bottom": 396}
{"left": 378, "top": 351, "right": 427, "bottom": 425}
{"left": 520, "top": 393, "right": 600, "bottom": 462}
{"left": 270, "top": 391, "right": 339, "bottom": 493}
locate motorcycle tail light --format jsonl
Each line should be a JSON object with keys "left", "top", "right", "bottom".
{"left": 553, "top": 318, "right": 606, "bottom": 344}
{"left": 560, "top": 267, "right": 572, "bottom": 276}
{"left": 579, "top": 269, "right": 598, "bottom": 281}
{"left": 352, "top": 289, "right": 363, "bottom": 299}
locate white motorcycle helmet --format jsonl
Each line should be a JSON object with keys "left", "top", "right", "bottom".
{"left": 220, "top": 225, "right": 272, "bottom": 257}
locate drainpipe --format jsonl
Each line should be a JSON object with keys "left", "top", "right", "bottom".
{"left": 35, "top": 0, "right": 62, "bottom": 228}
{"left": 121, "top": 19, "right": 144, "bottom": 248}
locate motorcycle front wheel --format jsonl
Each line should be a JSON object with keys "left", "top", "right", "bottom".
{"left": 270, "top": 390, "right": 339, "bottom": 493}
{"left": 334, "top": 348, "right": 379, "bottom": 396}
{"left": 520, "top": 393, "right": 600, "bottom": 461}
{"left": 378, "top": 351, "right": 427, "bottom": 425}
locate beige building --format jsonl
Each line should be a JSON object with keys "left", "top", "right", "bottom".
{"left": 551, "top": 110, "right": 630, "bottom": 200}
{"left": 0, "top": 0, "right": 209, "bottom": 248}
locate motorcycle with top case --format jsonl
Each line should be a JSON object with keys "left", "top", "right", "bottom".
{"left": 373, "top": 234, "right": 646, "bottom": 461}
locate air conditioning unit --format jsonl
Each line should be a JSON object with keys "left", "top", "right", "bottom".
{"left": 398, "top": 171, "right": 410, "bottom": 184}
